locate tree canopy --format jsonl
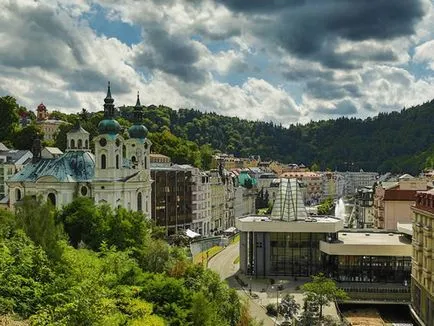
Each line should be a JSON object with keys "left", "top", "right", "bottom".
{"left": 0, "top": 197, "right": 250, "bottom": 325}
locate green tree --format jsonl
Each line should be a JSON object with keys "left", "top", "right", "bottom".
{"left": 301, "top": 273, "right": 347, "bottom": 322}
{"left": 279, "top": 294, "right": 300, "bottom": 320}
{"left": 57, "top": 197, "right": 108, "bottom": 249}
{"left": 0, "top": 96, "right": 20, "bottom": 142}
{"left": 12, "top": 123, "right": 43, "bottom": 150}
{"left": 0, "top": 230, "right": 54, "bottom": 318}
{"left": 15, "top": 196, "right": 64, "bottom": 259}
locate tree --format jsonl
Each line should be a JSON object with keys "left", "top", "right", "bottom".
{"left": 279, "top": 294, "right": 300, "bottom": 321}
{"left": 15, "top": 196, "right": 65, "bottom": 259}
{"left": 12, "top": 123, "right": 43, "bottom": 150}
{"left": 57, "top": 197, "right": 107, "bottom": 249}
{"left": 0, "top": 96, "right": 20, "bottom": 142}
{"left": 301, "top": 273, "right": 347, "bottom": 322}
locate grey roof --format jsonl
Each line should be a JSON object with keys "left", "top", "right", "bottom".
{"left": 0, "top": 143, "right": 9, "bottom": 151}
{"left": 9, "top": 151, "right": 95, "bottom": 182}
{"left": 69, "top": 122, "right": 89, "bottom": 134}
{"left": 0, "top": 150, "right": 32, "bottom": 164}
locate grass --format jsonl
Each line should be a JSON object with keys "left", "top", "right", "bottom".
{"left": 193, "top": 245, "right": 224, "bottom": 266}
{"left": 233, "top": 256, "right": 240, "bottom": 264}
{"left": 230, "top": 233, "right": 240, "bottom": 244}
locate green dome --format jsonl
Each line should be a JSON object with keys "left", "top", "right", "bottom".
{"left": 98, "top": 119, "right": 121, "bottom": 135}
{"left": 128, "top": 124, "right": 148, "bottom": 139}
{"left": 238, "top": 171, "right": 257, "bottom": 188}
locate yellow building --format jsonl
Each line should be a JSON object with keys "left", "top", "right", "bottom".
{"left": 211, "top": 154, "right": 258, "bottom": 170}
{"left": 410, "top": 189, "right": 434, "bottom": 326}
{"left": 36, "top": 103, "right": 66, "bottom": 142}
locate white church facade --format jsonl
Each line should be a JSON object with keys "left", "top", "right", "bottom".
{"left": 7, "top": 83, "right": 152, "bottom": 216}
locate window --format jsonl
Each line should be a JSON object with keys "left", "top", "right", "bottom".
{"left": 85, "top": 140, "right": 88, "bottom": 149}
{"left": 48, "top": 193, "right": 56, "bottom": 206}
{"left": 78, "top": 139, "right": 82, "bottom": 149}
{"left": 15, "top": 188, "right": 22, "bottom": 201}
{"left": 101, "top": 154, "right": 106, "bottom": 169}
{"left": 137, "top": 192, "right": 142, "bottom": 212}
{"left": 81, "top": 186, "right": 88, "bottom": 196}
{"left": 70, "top": 139, "right": 75, "bottom": 149}
{"left": 116, "top": 155, "right": 119, "bottom": 169}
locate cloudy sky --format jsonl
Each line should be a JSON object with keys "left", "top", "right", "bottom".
{"left": 1, "top": 0, "right": 434, "bottom": 124}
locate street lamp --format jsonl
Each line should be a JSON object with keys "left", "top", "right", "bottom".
{"left": 272, "top": 281, "right": 282, "bottom": 325}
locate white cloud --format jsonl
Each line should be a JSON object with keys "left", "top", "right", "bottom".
{"left": 413, "top": 40, "right": 434, "bottom": 69}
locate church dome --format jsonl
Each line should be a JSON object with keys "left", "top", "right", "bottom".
{"left": 128, "top": 124, "right": 148, "bottom": 139}
{"left": 98, "top": 119, "right": 122, "bottom": 135}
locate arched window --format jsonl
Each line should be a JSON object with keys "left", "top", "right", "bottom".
{"left": 101, "top": 154, "right": 106, "bottom": 169}
{"left": 70, "top": 139, "right": 75, "bottom": 149}
{"left": 123, "top": 145, "right": 126, "bottom": 158}
{"left": 85, "top": 140, "right": 89, "bottom": 149}
{"left": 116, "top": 155, "right": 120, "bottom": 169}
{"left": 78, "top": 139, "right": 82, "bottom": 149}
{"left": 137, "top": 192, "right": 142, "bottom": 212}
{"left": 15, "top": 188, "right": 22, "bottom": 201}
{"left": 48, "top": 193, "right": 56, "bottom": 206}
{"left": 144, "top": 155, "right": 147, "bottom": 169}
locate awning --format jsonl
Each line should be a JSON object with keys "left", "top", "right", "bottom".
{"left": 185, "top": 229, "right": 201, "bottom": 238}
{"left": 224, "top": 226, "right": 237, "bottom": 233}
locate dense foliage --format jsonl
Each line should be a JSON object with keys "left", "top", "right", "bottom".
{"left": 1, "top": 95, "right": 433, "bottom": 173}
{"left": 0, "top": 198, "right": 249, "bottom": 325}
{"left": 136, "top": 103, "right": 434, "bottom": 174}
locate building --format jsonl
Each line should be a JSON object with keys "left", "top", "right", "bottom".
{"left": 374, "top": 175, "right": 430, "bottom": 229}
{"left": 280, "top": 171, "right": 322, "bottom": 204}
{"left": 321, "top": 172, "right": 345, "bottom": 200}
{"left": 150, "top": 153, "right": 171, "bottom": 167}
{"left": 211, "top": 153, "right": 259, "bottom": 170}
{"left": 150, "top": 165, "right": 193, "bottom": 234}
{"left": 410, "top": 189, "right": 434, "bottom": 326}
{"left": 209, "top": 169, "right": 225, "bottom": 233}
{"left": 237, "top": 178, "right": 412, "bottom": 302}
{"left": 354, "top": 186, "right": 374, "bottom": 228}
{"left": 341, "top": 171, "right": 378, "bottom": 196}
{"left": 41, "top": 147, "right": 63, "bottom": 159}
{"left": 7, "top": 84, "right": 152, "bottom": 215}
{"left": 187, "top": 165, "right": 211, "bottom": 235}
{"left": 0, "top": 144, "right": 33, "bottom": 201}
{"left": 36, "top": 103, "right": 66, "bottom": 142}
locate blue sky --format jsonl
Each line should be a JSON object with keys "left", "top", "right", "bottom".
{"left": 1, "top": 0, "right": 434, "bottom": 124}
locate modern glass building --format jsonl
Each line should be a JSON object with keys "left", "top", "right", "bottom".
{"left": 237, "top": 179, "right": 413, "bottom": 291}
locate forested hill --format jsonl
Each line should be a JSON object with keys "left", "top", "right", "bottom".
{"left": 138, "top": 100, "right": 434, "bottom": 174}
{"left": 1, "top": 95, "right": 433, "bottom": 174}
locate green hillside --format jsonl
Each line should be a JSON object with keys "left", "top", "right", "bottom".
{"left": 136, "top": 100, "right": 434, "bottom": 174}
{"left": 1, "top": 95, "right": 434, "bottom": 174}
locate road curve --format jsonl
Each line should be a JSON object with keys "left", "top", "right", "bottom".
{"left": 208, "top": 241, "right": 275, "bottom": 326}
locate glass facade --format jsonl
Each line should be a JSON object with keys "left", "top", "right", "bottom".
{"left": 269, "top": 232, "right": 327, "bottom": 276}
{"left": 325, "top": 255, "right": 411, "bottom": 283}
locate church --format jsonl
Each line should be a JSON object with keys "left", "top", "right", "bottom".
{"left": 7, "top": 83, "right": 152, "bottom": 216}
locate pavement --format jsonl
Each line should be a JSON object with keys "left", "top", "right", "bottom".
{"left": 207, "top": 241, "right": 339, "bottom": 326}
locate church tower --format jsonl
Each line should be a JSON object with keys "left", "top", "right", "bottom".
{"left": 36, "top": 103, "right": 48, "bottom": 121}
{"left": 93, "top": 82, "right": 124, "bottom": 179}
{"left": 66, "top": 121, "right": 90, "bottom": 152}
{"left": 125, "top": 92, "right": 151, "bottom": 171}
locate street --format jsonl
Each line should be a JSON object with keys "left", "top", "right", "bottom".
{"left": 208, "top": 241, "right": 275, "bottom": 326}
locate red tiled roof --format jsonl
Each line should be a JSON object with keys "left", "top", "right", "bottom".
{"left": 384, "top": 189, "right": 417, "bottom": 201}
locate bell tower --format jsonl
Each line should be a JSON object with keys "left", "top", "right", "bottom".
{"left": 94, "top": 82, "right": 124, "bottom": 179}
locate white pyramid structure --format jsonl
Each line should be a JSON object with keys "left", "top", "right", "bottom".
{"left": 271, "top": 178, "right": 308, "bottom": 221}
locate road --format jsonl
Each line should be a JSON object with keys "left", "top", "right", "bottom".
{"left": 208, "top": 241, "right": 275, "bottom": 326}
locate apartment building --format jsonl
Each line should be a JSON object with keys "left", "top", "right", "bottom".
{"left": 410, "top": 189, "right": 434, "bottom": 326}
{"left": 0, "top": 144, "right": 33, "bottom": 201}
{"left": 374, "top": 175, "right": 430, "bottom": 229}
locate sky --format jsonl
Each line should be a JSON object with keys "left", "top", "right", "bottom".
{"left": 1, "top": 0, "right": 434, "bottom": 125}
